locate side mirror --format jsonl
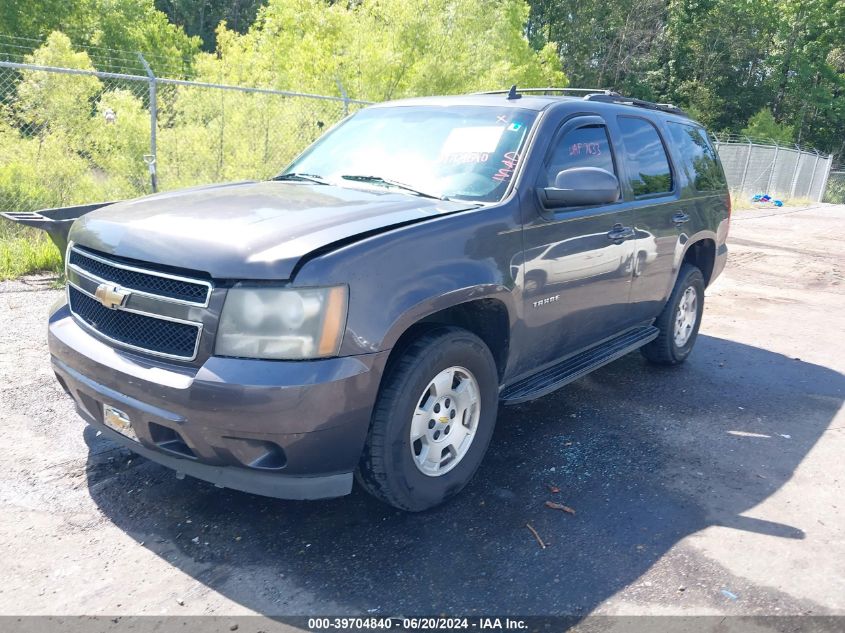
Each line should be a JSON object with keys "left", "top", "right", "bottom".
{"left": 539, "top": 167, "right": 620, "bottom": 208}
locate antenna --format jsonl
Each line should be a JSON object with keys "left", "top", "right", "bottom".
{"left": 507, "top": 85, "right": 521, "bottom": 100}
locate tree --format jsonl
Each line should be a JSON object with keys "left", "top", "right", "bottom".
{"left": 202, "top": 0, "right": 567, "bottom": 102}
{"left": 15, "top": 32, "right": 102, "bottom": 143}
{"left": 525, "top": 0, "right": 845, "bottom": 158}
{"left": 0, "top": 0, "right": 200, "bottom": 76}
{"left": 153, "top": 0, "right": 266, "bottom": 51}
{"left": 526, "top": 0, "right": 666, "bottom": 96}
{"left": 741, "top": 108, "right": 795, "bottom": 145}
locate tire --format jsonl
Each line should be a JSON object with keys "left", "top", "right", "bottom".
{"left": 356, "top": 326, "right": 499, "bottom": 511}
{"left": 641, "top": 263, "right": 705, "bottom": 365}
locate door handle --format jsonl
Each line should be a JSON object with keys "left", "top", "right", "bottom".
{"left": 607, "top": 224, "right": 635, "bottom": 242}
{"left": 672, "top": 211, "right": 691, "bottom": 225}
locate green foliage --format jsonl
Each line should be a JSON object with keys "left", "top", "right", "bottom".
{"left": 0, "top": 113, "right": 101, "bottom": 212}
{"left": 0, "top": 225, "right": 62, "bottom": 280}
{"left": 0, "top": 1, "right": 566, "bottom": 274}
{"left": 824, "top": 174, "right": 845, "bottom": 204}
{"left": 15, "top": 33, "right": 102, "bottom": 141}
{"left": 0, "top": 0, "right": 200, "bottom": 75}
{"left": 741, "top": 109, "right": 796, "bottom": 145}
{"left": 198, "top": 0, "right": 566, "bottom": 102}
{"left": 93, "top": 0, "right": 200, "bottom": 64}
{"left": 153, "top": 0, "right": 265, "bottom": 51}
{"left": 526, "top": 0, "right": 845, "bottom": 157}
{"left": 4, "top": 0, "right": 845, "bottom": 281}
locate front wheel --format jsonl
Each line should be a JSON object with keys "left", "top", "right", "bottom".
{"left": 356, "top": 327, "right": 499, "bottom": 511}
{"left": 641, "top": 263, "right": 705, "bottom": 365}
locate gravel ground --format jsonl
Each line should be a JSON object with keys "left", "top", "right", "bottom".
{"left": 0, "top": 204, "right": 843, "bottom": 618}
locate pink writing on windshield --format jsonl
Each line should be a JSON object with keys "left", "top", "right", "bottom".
{"left": 492, "top": 151, "right": 520, "bottom": 182}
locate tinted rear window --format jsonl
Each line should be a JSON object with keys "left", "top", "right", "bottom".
{"left": 617, "top": 117, "right": 673, "bottom": 197}
{"left": 666, "top": 122, "right": 727, "bottom": 192}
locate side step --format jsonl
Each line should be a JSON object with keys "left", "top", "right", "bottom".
{"left": 500, "top": 326, "right": 659, "bottom": 405}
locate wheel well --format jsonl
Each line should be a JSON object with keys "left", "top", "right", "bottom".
{"left": 682, "top": 239, "right": 716, "bottom": 286}
{"left": 389, "top": 299, "right": 510, "bottom": 382}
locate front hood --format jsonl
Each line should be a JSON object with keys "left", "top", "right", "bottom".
{"left": 69, "top": 181, "right": 476, "bottom": 279}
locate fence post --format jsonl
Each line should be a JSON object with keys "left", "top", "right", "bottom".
{"left": 788, "top": 149, "right": 802, "bottom": 200}
{"left": 807, "top": 152, "right": 819, "bottom": 200}
{"left": 766, "top": 141, "right": 779, "bottom": 194}
{"left": 817, "top": 155, "right": 833, "bottom": 203}
{"left": 138, "top": 53, "right": 158, "bottom": 193}
{"left": 738, "top": 138, "right": 752, "bottom": 195}
{"left": 335, "top": 78, "right": 349, "bottom": 117}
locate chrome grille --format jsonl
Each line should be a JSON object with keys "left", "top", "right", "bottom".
{"left": 68, "top": 286, "right": 200, "bottom": 359}
{"left": 68, "top": 246, "right": 211, "bottom": 306}
{"left": 66, "top": 244, "right": 209, "bottom": 361}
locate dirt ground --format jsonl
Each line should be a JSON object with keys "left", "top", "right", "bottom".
{"left": 0, "top": 204, "right": 843, "bottom": 619}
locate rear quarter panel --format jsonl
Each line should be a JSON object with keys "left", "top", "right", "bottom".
{"left": 658, "top": 116, "right": 730, "bottom": 286}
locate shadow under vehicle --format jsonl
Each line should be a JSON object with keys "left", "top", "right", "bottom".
{"left": 79, "top": 334, "right": 842, "bottom": 615}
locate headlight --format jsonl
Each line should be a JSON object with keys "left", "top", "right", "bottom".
{"left": 215, "top": 285, "right": 347, "bottom": 360}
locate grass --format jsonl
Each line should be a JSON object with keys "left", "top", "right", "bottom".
{"left": 0, "top": 224, "right": 63, "bottom": 280}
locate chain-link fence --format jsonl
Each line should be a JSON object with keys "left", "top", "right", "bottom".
{"left": 2, "top": 54, "right": 842, "bottom": 215}
{"left": 823, "top": 166, "right": 845, "bottom": 204}
{"left": 0, "top": 58, "right": 370, "bottom": 215}
{"left": 712, "top": 134, "right": 834, "bottom": 202}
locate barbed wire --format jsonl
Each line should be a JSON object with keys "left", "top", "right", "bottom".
{"left": 0, "top": 34, "right": 193, "bottom": 78}
{"left": 712, "top": 132, "right": 824, "bottom": 156}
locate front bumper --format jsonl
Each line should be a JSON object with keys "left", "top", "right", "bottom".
{"left": 49, "top": 301, "right": 389, "bottom": 500}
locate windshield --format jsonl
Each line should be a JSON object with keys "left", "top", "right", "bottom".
{"left": 281, "top": 105, "right": 538, "bottom": 203}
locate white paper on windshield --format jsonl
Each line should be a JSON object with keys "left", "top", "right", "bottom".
{"left": 440, "top": 126, "right": 505, "bottom": 155}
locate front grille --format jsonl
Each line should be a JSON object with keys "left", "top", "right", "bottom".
{"left": 69, "top": 286, "right": 200, "bottom": 359}
{"left": 69, "top": 248, "right": 210, "bottom": 304}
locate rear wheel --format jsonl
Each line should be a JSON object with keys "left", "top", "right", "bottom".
{"left": 641, "top": 263, "right": 705, "bottom": 365}
{"left": 356, "top": 327, "right": 499, "bottom": 511}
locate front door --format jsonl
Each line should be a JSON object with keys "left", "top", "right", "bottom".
{"left": 519, "top": 115, "right": 637, "bottom": 372}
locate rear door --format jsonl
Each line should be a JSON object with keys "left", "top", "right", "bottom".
{"left": 616, "top": 115, "right": 689, "bottom": 323}
{"left": 664, "top": 120, "right": 730, "bottom": 235}
{"left": 519, "top": 115, "right": 637, "bottom": 371}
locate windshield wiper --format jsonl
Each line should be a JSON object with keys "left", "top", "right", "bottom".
{"left": 340, "top": 174, "right": 446, "bottom": 200}
{"left": 273, "top": 172, "right": 330, "bottom": 184}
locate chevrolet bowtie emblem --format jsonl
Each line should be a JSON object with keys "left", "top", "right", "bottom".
{"left": 94, "top": 283, "right": 131, "bottom": 310}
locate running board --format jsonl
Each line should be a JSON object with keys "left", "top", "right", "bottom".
{"left": 500, "top": 326, "right": 659, "bottom": 405}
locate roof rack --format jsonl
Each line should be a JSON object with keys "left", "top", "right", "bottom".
{"left": 473, "top": 87, "right": 614, "bottom": 97}
{"left": 582, "top": 92, "right": 688, "bottom": 117}
{"left": 473, "top": 85, "right": 689, "bottom": 117}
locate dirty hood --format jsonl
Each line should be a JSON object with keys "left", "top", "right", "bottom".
{"left": 69, "top": 181, "right": 476, "bottom": 279}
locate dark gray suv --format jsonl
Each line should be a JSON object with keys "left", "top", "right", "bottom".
{"left": 45, "top": 87, "right": 729, "bottom": 511}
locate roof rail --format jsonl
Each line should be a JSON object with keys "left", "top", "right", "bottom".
{"left": 472, "top": 86, "right": 689, "bottom": 117}
{"left": 583, "top": 92, "right": 688, "bottom": 117}
{"left": 473, "top": 87, "right": 615, "bottom": 97}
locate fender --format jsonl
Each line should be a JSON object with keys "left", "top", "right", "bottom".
{"left": 380, "top": 282, "right": 516, "bottom": 351}
{"left": 668, "top": 229, "right": 720, "bottom": 295}
{"left": 292, "top": 199, "right": 524, "bottom": 357}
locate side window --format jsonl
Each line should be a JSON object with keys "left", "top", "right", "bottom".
{"left": 617, "top": 117, "right": 673, "bottom": 196}
{"left": 666, "top": 122, "right": 727, "bottom": 191}
{"left": 545, "top": 124, "right": 616, "bottom": 187}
